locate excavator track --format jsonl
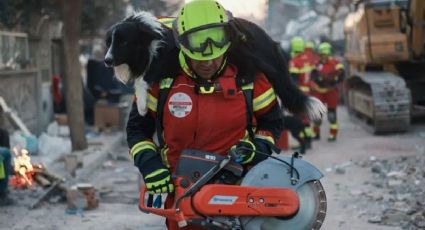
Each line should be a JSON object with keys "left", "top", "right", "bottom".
{"left": 346, "top": 71, "right": 411, "bottom": 133}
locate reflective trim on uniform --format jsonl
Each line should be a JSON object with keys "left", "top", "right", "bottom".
{"left": 303, "top": 65, "right": 315, "bottom": 72}
{"left": 145, "top": 168, "right": 167, "bottom": 179}
{"left": 160, "top": 147, "right": 170, "bottom": 168}
{"left": 241, "top": 83, "right": 254, "bottom": 90}
{"left": 330, "top": 123, "right": 339, "bottom": 129}
{"left": 157, "top": 18, "right": 174, "bottom": 29}
{"left": 304, "top": 126, "right": 314, "bottom": 138}
{"left": 130, "top": 141, "right": 157, "bottom": 159}
{"left": 312, "top": 84, "right": 329, "bottom": 93}
{"left": 290, "top": 65, "right": 314, "bottom": 74}
{"left": 336, "top": 63, "right": 344, "bottom": 70}
{"left": 255, "top": 134, "right": 275, "bottom": 145}
{"left": 0, "top": 161, "right": 5, "bottom": 179}
{"left": 147, "top": 93, "right": 158, "bottom": 112}
{"left": 253, "top": 88, "right": 276, "bottom": 112}
{"left": 289, "top": 67, "right": 301, "bottom": 73}
{"left": 299, "top": 86, "right": 310, "bottom": 92}
{"left": 160, "top": 78, "right": 174, "bottom": 89}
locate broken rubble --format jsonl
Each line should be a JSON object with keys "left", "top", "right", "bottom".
{"left": 359, "top": 153, "right": 425, "bottom": 229}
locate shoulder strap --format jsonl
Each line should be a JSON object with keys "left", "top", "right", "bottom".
{"left": 156, "top": 77, "right": 174, "bottom": 147}
{"left": 241, "top": 82, "right": 255, "bottom": 139}
{"left": 156, "top": 77, "right": 255, "bottom": 147}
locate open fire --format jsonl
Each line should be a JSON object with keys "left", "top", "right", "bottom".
{"left": 10, "top": 147, "right": 35, "bottom": 188}
{"left": 9, "top": 147, "right": 61, "bottom": 189}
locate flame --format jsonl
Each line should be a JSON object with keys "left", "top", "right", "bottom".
{"left": 10, "top": 147, "right": 35, "bottom": 188}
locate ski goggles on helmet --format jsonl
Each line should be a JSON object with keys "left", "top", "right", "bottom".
{"left": 177, "top": 23, "right": 230, "bottom": 54}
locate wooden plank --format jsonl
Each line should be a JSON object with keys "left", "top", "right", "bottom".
{"left": 0, "top": 96, "right": 32, "bottom": 135}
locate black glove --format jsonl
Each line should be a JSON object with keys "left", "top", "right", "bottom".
{"left": 134, "top": 150, "right": 174, "bottom": 194}
{"left": 231, "top": 138, "right": 273, "bottom": 165}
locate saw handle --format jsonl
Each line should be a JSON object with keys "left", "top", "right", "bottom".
{"left": 139, "top": 183, "right": 190, "bottom": 227}
{"left": 139, "top": 185, "right": 180, "bottom": 220}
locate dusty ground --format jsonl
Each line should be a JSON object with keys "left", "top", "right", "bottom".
{"left": 0, "top": 105, "right": 424, "bottom": 230}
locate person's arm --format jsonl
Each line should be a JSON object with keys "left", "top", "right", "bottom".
{"left": 126, "top": 88, "right": 174, "bottom": 194}
{"left": 232, "top": 73, "right": 283, "bottom": 165}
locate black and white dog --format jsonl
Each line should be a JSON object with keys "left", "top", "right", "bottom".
{"left": 104, "top": 11, "right": 325, "bottom": 118}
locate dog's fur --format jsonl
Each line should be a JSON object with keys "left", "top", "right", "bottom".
{"left": 104, "top": 11, "right": 325, "bottom": 119}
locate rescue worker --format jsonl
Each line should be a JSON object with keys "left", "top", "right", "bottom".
{"left": 0, "top": 128, "right": 13, "bottom": 206}
{"left": 288, "top": 37, "right": 317, "bottom": 150}
{"left": 290, "top": 36, "right": 305, "bottom": 58}
{"left": 126, "top": 0, "right": 283, "bottom": 229}
{"left": 304, "top": 41, "right": 320, "bottom": 65}
{"left": 311, "top": 42, "right": 344, "bottom": 142}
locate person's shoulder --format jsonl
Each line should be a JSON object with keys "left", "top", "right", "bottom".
{"left": 253, "top": 72, "right": 272, "bottom": 88}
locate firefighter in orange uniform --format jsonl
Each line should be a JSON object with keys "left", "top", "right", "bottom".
{"left": 126, "top": 1, "right": 283, "bottom": 229}
{"left": 311, "top": 42, "right": 344, "bottom": 142}
{"left": 288, "top": 37, "right": 317, "bottom": 149}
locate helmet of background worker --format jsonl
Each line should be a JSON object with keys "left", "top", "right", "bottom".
{"left": 318, "top": 42, "right": 332, "bottom": 56}
{"left": 174, "top": 0, "right": 232, "bottom": 61}
{"left": 290, "top": 36, "right": 305, "bottom": 57}
{"left": 305, "top": 41, "right": 315, "bottom": 51}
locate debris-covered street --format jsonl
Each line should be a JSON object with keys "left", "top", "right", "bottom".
{"left": 1, "top": 107, "right": 424, "bottom": 230}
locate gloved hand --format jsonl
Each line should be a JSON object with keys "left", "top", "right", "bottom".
{"left": 231, "top": 138, "right": 274, "bottom": 165}
{"left": 231, "top": 139, "right": 257, "bottom": 164}
{"left": 135, "top": 150, "right": 174, "bottom": 194}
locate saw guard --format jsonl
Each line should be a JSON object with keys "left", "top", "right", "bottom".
{"left": 192, "top": 184, "right": 299, "bottom": 216}
{"left": 240, "top": 156, "right": 327, "bottom": 230}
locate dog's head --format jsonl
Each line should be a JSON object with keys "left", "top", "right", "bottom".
{"left": 104, "top": 11, "right": 163, "bottom": 83}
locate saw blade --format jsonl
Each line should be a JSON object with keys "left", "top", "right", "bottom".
{"left": 240, "top": 157, "right": 327, "bottom": 230}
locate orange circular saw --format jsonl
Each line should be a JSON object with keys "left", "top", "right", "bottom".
{"left": 139, "top": 149, "right": 327, "bottom": 229}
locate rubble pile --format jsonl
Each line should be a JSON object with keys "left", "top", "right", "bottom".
{"left": 359, "top": 154, "right": 425, "bottom": 229}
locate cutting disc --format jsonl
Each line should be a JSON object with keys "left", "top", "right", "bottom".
{"left": 240, "top": 157, "right": 327, "bottom": 230}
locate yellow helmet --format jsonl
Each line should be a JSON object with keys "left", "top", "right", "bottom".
{"left": 174, "top": 0, "right": 232, "bottom": 61}
{"left": 290, "top": 36, "right": 305, "bottom": 53}
{"left": 318, "top": 42, "right": 332, "bottom": 55}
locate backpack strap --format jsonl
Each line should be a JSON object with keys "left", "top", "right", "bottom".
{"left": 156, "top": 77, "right": 175, "bottom": 148}
{"left": 241, "top": 82, "right": 255, "bottom": 139}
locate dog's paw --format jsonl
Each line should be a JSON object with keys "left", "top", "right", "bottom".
{"left": 135, "top": 78, "right": 149, "bottom": 116}
{"left": 305, "top": 96, "right": 327, "bottom": 121}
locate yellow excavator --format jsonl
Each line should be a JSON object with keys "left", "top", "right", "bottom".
{"left": 344, "top": 0, "right": 425, "bottom": 133}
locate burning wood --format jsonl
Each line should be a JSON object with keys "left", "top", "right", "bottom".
{"left": 9, "top": 147, "right": 64, "bottom": 189}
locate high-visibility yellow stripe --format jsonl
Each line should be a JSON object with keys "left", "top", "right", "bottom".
{"left": 160, "top": 147, "right": 170, "bottom": 168}
{"left": 299, "top": 86, "right": 310, "bottom": 92}
{"left": 336, "top": 63, "right": 344, "bottom": 70}
{"left": 330, "top": 123, "right": 339, "bottom": 129}
{"left": 289, "top": 67, "right": 301, "bottom": 73}
{"left": 160, "top": 78, "right": 174, "bottom": 89}
{"left": 301, "top": 65, "right": 315, "bottom": 72}
{"left": 145, "top": 168, "right": 168, "bottom": 179}
{"left": 147, "top": 93, "right": 158, "bottom": 112}
{"left": 157, "top": 17, "right": 174, "bottom": 29}
{"left": 253, "top": 88, "right": 276, "bottom": 112}
{"left": 255, "top": 134, "right": 275, "bottom": 145}
{"left": 0, "top": 161, "right": 5, "bottom": 179}
{"left": 304, "top": 126, "right": 314, "bottom": 137}
{"left": 130, "top": 141, "right": 156, "bottom": 159}
{"left": 241, "top": 83, "right": 254, "bottom": 90}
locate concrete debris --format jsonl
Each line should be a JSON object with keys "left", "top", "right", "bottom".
{"left": 367, "top": 215, "right": 382, "bottom": 224}
{"left": 361, "top": 154, "right": 425, "bottom": 229}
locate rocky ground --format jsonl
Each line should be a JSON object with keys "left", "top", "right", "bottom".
{"left": 0, "top": 105, "right": 424, "bottom": 230}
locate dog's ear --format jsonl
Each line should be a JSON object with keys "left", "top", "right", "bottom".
{"left": 137, "top": 24, "right": 162, "bottom": 40}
